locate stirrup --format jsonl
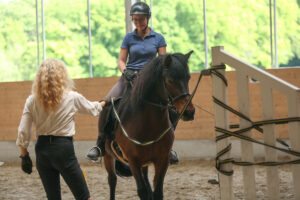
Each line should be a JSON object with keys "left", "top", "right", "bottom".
{"left": 170, "top": 150, "right": 179, "bottom": 165}
{"left": 86, "top": 146, "right": 102, "bottom": 162}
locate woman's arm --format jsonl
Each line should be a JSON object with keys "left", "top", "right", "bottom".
{"left": 118, "top": 48, "right": 128, "bottom": 73}
{"left": 73, "top": 92, "right": 103, "bottom": 116}
{"left": 158, "top": 46, "right": 166, "bottom": 55}
{"left": 16, "top": 96, "right": 33, "bottom": 150}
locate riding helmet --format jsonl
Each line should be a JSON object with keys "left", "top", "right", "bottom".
{"left": 130, "top": 2, "right": 151, "bottom": 16}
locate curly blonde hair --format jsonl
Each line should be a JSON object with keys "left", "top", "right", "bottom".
{"left": 32, "top": 59, "right": 74, "bottom": 114}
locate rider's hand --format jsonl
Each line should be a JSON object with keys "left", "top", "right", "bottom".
{"left": 100, "top": 100, "right": 106, "bottom": 108}
{"left": 20, "top": 153, "right": 32, "bottom": 174}
{"left": 123, "top": 69, "right": 137, "bottom": 81}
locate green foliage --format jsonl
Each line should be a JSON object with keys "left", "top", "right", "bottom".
{"left": 0, "top": 0, "right": 299, "bottom": 82}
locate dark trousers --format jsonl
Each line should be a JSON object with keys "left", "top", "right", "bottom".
{"left": 96, "top": 75, "right": 128, "bottom": 147}
{"left": 104, "top": 75, "right": 127, "bottom": 102}
{"left": 104, "top": 69, "right": 139, "bottom": 102}
{"left": 35, "top": 135, "right": 90, "bottom": 200}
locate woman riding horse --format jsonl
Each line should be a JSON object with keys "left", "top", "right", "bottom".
{"left": 102, "top": 51, "right": 195, "bottom": 200}
{"left": 86, "top": 1, "right": 179, "bottom": 164}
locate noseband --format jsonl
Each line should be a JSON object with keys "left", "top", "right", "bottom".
{"left": 144, "top": 80, "right": 190, "bottom": 110}
{"left": 168, "top": 92, "right": 190, "bottom": 104}
{"left": 164, "top": 78, "right": 191, "bottom": 105}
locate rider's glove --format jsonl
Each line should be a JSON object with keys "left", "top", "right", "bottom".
{"left": 20, "top": 153, "right": 32, "bottom": 174}
{"left": 123, "top": 69, "right": 137, "bottom": 81}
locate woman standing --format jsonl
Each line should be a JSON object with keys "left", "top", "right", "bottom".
{"left": 17, "top": 58, "right": 105, "bottom": 200}
{"left": 86, "top": 2, "right": 179, "bottom": 164}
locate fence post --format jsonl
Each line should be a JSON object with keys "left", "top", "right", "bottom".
{"left": 235, "top": 69, "right": 256, "bottom": 200}
{"left": 260, "top": 82, "right": 279, "bottom": 200}
{"left": 288, "top": 91, "right": 300, "bottom": 199}
{"left": 211, "top": 46, "right": 233, "bottom": 200}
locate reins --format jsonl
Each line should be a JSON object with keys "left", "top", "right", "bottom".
{"left": 143, "top": 100, "right": 169, "bottom": 110}
{"left": 111, "top": 67, "right": 209, "bottom": 146}
{"left": 111, "top": 97, "right": 172, "bottom": 146}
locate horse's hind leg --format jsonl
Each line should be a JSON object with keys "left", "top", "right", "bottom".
{"left": 104, "top": 155, "right": 117, "bottom": 200}
{"left": 153, "top": 159, "right": 169, "bottom": 200}
{"left": 142, "top": 166, "right": 153, "bottom": 200}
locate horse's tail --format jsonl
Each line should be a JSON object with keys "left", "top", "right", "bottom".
{"left": 115, "top": 160, "right": 132, "bottom": 177}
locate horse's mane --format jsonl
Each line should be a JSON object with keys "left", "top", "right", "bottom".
{"left": 131, "top": 53, "right": 190, "bottom": 105}
{"left": 116, "top": 55, "right": 164, "bottom": 121}
{"left": 131, "top": 55, "right": 165, "bottom": 106}
{"left": 117, "top": 53, "right": 189, "bottom": 122}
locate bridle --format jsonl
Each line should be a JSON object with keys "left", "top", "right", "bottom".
{"left": 111, "top": 54, "right": 206, "bottom": 146}
{"left": 111, "top": 75, "right": 195, "bottom": 146}
{"left": 164, "top": 55, "right": 191, "bottom": 107}
{"left": 168, "top": 91, "right": 191, "bottom": 105}
{"left": 144, "top": 78, "right": 191, "bottom": 111}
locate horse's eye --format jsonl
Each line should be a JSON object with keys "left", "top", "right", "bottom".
{"left": 168, "top": 79, "right": 175, "bottom": 84}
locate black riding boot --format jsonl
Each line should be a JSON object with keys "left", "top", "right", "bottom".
{"left": 86, "top": 134, "right": 105, "bottom": 161}
{"left": 168, "top": 105, "right": 180, "bottom": 164}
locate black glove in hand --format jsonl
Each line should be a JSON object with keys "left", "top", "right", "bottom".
{"left": 123, "top": 69, "right": 137, "bottom": 81}
{"left": 20, "top": 153, "right": 32, "bottom": 174}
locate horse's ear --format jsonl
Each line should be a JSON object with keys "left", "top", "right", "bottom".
{"left": 185, "top": 50, "right": 194, "bottom": 60}
{"left": 163, "top": 54, "right": 172, "bottom": 68}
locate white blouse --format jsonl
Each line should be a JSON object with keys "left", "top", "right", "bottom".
{"left": 16, "top": 91, "right": 102, "bottom": 148}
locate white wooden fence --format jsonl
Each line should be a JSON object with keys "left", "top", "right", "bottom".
{"left": 211, "top": 46, "right": 300, "bottom": 200}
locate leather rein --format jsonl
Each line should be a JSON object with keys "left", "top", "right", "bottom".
{"left": 111, "top": 69, "right": 205, "bottom": 146}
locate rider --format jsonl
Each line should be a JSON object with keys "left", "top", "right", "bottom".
{"left": 86, "top": 1, "right": 179, "bottom": 164}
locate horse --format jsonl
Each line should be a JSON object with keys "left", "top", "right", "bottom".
{"left": 101, "top": 51, "right": 195, "bottom": 200}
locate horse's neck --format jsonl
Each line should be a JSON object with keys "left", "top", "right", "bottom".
{"left": 122, "top": 84, "right": 171, "bottom": 139}
{"left": 139, "top": 86, "right": 170, "bottom": 125}
{"left": 146, "top": 83, "right": 169, "bottom": 106}
{"left": 138, "top": 105, "right": 170, "bottom": 133}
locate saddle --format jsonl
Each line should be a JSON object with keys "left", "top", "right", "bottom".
{"left": 101, "top": 97, "right": 122, "bottom": 141}
{"left": 100, "top": 97, "right": 133, "bottom": 177}
{"left": 111, "top": 140, "right": 129, "bottom": 165}
{"left": 101, "top": 77, "right": 134, "bottom": 140}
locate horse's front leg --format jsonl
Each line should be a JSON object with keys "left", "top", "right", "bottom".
{"left": 142, "top": 166, "right": 153, "bottom": 200}
{"left": 153, "top": 157, "right": 169, "bottom": 200}
{"left": 130, "top": 162, "right": 149, "bottom": 200}
{"left": 104, "top": 154, "right": 117, "bottom": 200}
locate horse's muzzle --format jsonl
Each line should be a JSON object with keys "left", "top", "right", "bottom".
{"left": 182, "top": 107, "right": 195, "bottom": 121}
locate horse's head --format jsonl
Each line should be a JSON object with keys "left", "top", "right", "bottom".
{"left": 162, "top": 51, "right": 195, "bottom": 121}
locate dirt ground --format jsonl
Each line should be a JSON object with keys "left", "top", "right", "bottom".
{"left": 0, "top": 160, "right": 295, "bottom": 200}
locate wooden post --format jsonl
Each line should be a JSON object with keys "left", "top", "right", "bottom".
{"left": 125, "top": 0, "right": 133, "bottom": 34}
{"left": 260, "top": 82, "right": 279, "bottom": 200}
{"left": 212, "top": 45, "right": 300, "bottom": 199}
{"left": 211, "top": 46, "right": 233, "bottom": 200}
{"left": 288, "top": 91, "right": 300, "bottom": 199}
{"left": 236, "top": 70, "right": 256, "bottom": 200}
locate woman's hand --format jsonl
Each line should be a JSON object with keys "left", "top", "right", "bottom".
{"left": 19, "top": 146, "right": 32, "bottom": 174}
{"left": 20, "top": 146, "right": 28, "bottom": 157}
{"left": 123, "top": 69, "right": 137, "bottom": 81}
{"left": 100, "top": 100, "right": 106, "bottom": 108}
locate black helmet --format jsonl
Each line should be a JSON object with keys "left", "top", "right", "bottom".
{"left": 130, "top": 2, "right": 151, "bottom": 16}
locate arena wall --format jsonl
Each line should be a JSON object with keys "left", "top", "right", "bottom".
{"left": 1, "top": 68, "right": 299, "bottom": 162}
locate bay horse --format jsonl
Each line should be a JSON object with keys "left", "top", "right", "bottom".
{"left": 102, "top": 51, "right": 195, "bottom": 200}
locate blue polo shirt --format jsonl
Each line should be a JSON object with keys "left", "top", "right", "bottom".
{"left": 121, "top": 29, "right": 167, "bottom": 70}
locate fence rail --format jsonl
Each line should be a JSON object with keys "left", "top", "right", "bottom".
{"left": 211, "top": 46, "right": 300, "bottom": 200}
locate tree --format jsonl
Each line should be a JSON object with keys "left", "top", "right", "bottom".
{"left": 0, "top": 0, "right": 299, "bottom": 82}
